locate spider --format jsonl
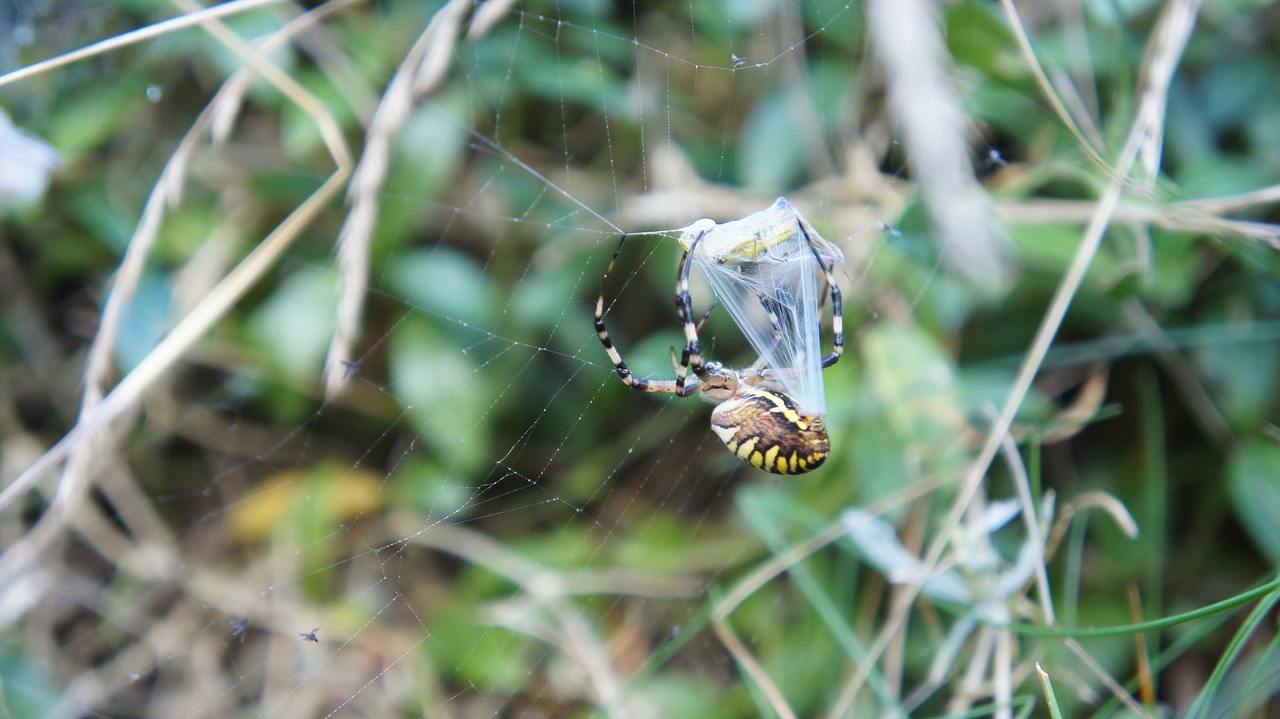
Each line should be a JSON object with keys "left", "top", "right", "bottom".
{"left": 594, "top": 221, "right": 843, "bottom": 475}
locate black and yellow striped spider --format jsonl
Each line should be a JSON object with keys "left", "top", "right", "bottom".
{"left": 594, "top": 222, "right": 843, "bottom": 475}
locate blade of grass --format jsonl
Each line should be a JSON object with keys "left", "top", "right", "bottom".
{"left": 1006, "top": 573, "right": 1280, "bottom": 638}
{"left": 1137, "top": 367, "right": 1167, "bottom": 703}
{"left": 1183, "top": 583, "right": 1280, "bottom": 719}
{"left": 1036, "top": 663, "right": 1065, "bottom": 719}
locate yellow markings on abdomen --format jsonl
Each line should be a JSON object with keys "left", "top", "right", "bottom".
{"left": 709, "top": 386, "right": 830, "bottom": 475}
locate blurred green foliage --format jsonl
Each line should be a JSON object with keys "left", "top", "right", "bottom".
{"left": 2, "top": 0, "right": 1280, "bottom": 717}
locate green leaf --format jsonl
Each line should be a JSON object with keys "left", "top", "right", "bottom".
{"left": 738, "top": 90, "right": 808, "bottom": 191}
{"left": 1192, "top": 318, "right": 1280, "bottom": 431}
{"left": 391, "top": 453, "right": 475, "bottom": 520}
{"left": 853, "top": 324, "right": 969, "bottom": 502}
{"left": 389, "top": 317, "right": 495, "bottom": 475}
{"left": 722, "top": 0, "right": 787, "bottom": 24}
{"left": 392, "top": 98, "right": 471, "bottom": 205}
{"left": 375, "top": 97, "right": 472, "bottom": 249}
{"left": 245, "top": 267, "right": 337, "bottom": 381}
{"left": 946, "top": 1, "right": 1020, "bottom": 80}
{"left": 388, "top": 247, "right": 498, "bottom": 329}
{"left": 1229, "top": 440, "right": 1280, "bottom": 565}
{"left": 0, "top": 636, "right": 63, "bottom": 719}
{"left": 426, "top": 609, "right": 533, "bottom": 692}
{"left": 46, "top": 75, "right": 150, "bottom": 159}
{"left": 112, "top": 270, "right": 172, "bottom": 372}
{"left": 861, "top": 323, "right": 965, "bottom": 445}
{"left": 624, "top": 675, "right": 724, "bottom": 719}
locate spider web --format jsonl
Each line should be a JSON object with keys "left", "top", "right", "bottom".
{"left": 8, "top": 0, "right": 1256, "bottom": 717}
{"left": 0, "top": 4, "right": 923, "bottom": 715}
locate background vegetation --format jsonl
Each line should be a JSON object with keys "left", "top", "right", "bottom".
{"left": 1, "top": 0, "right": 1279, "bottom": 717}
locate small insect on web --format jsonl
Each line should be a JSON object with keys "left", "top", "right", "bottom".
{"left": 595, "top": 198, "right": 845, "bottom": 475}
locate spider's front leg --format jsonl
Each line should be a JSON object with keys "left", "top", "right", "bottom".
{"left": 674, "top": 231, "right": 711, "bottom": 394}
{"left": 595, "top": 233, "right": 702, "bottom": 398}
{"left": 669, "top": 300, "right": 718, "bottom": 383}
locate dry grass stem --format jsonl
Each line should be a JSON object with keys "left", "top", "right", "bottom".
{"left": 1122, "top": 300, "right": 1234, "bottom": 449}
{"left": 714, "top": 611, "right": 800, "bottom": 718}
{"left": 999, "top": 0, "right": 1112, "bottom": 177}
{"left": 325, "top": 0, "right": 480, "bottom": 399}
{"left": 0, "top": 0, "right": 1270, "bottom": 714}
{"left": 0, "top": 0, "right": 289, "bottom": 89}
{"left": 841, "top": 0, "right": 1201, "bottom": 706}
{"left": 867, "top": 0, "right": 1007, "bottom": 291}
{"left": 1066, "top": 636, "right": 1152, "bottom": 717}
{"left": 997, "top": 415, "right": 1055, "bottom": 625}
{"left": 402, "top": 520, "right": 643, "bottom": 716}
{"left": 468, "top": 0, "right": 522, "bottom": 39}
{"left": 1, "top": 2, "right": 354, "bottom": 514}
{"left": 993, "top": 627, "right": 1013, "bottom": 719}
{"left": 998, "top": 198, "right": 1280, "bottom": 248}
{"left": 1131, "top": 0, "right": 1203, "bottom": 187}
{"left": 1177, "top": 182, "right": 1280, "bottom": 215}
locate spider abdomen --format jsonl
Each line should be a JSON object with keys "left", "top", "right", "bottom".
{"left": 709, "top": 387, "right": 829, "bottom": 475}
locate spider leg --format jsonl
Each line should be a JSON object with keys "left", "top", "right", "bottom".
{"left": 796, "top": 221, "right": 844, "bottom": 368}
{"left": 747, "top": 290, "right": 787, "bottom": 372}
{"left": 595, "top": 235, "right": 660, "bottom": 391}
{"left": 695, "top": 299, "right": 719, "bottom": 334}
{"left": 595, "top": 234, "right": 700, "bottom": 396}
{"left": 674, "top": 230, "right": 709, "bottom": 393}
{"left": 668, "top": 345, "right": 686, "bottom": 378}
{"left": 671, "top": 299, "right": 718, "bottom": 376}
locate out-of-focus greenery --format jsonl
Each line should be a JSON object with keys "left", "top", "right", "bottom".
{"left": 1, "top": 1, "right": 1279, "bottom": 717}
